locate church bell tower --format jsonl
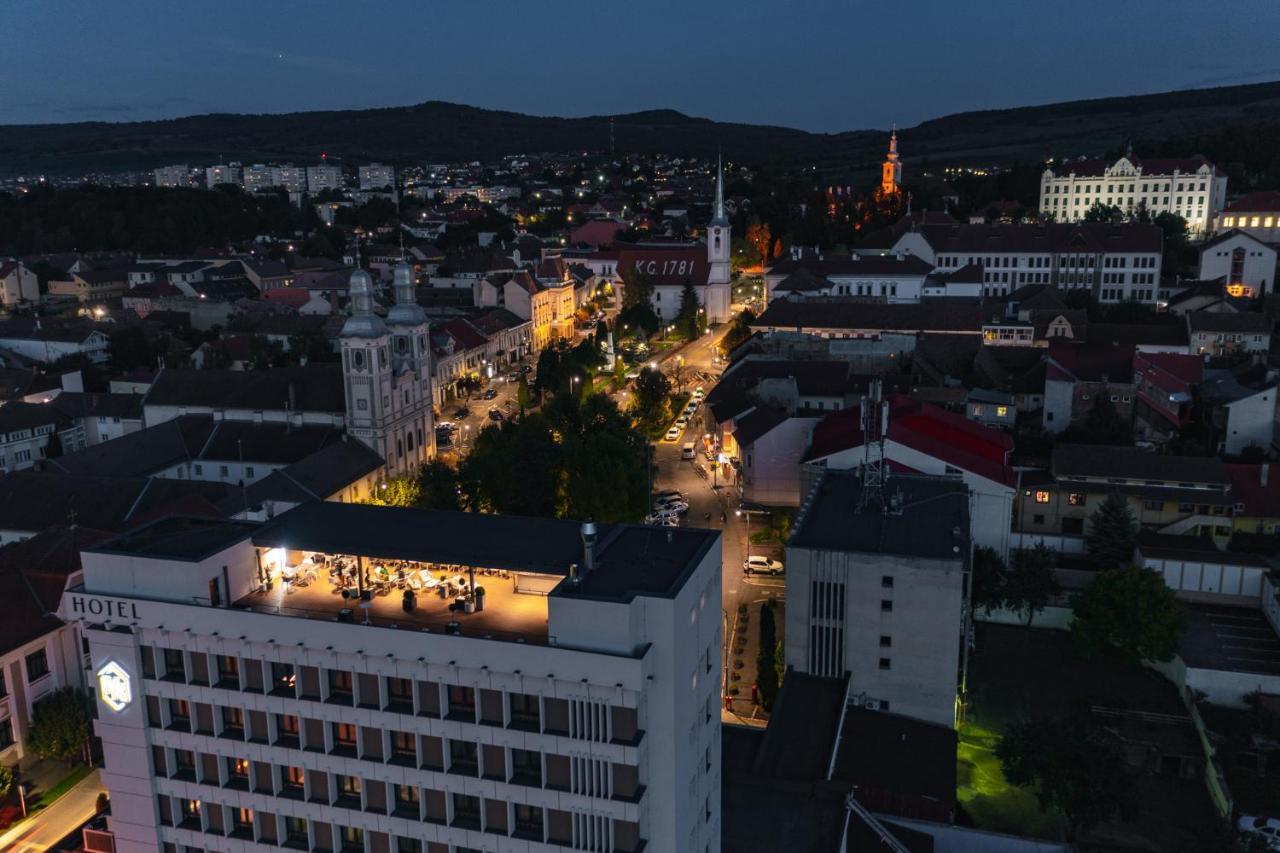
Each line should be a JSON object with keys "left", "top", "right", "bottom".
{"left": 704, "top": 153, "right": 732, "bottom": 323}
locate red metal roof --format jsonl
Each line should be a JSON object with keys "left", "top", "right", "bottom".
{"left": 804, "top": 394, "right": 1014, "bottom": 486}
{"left": 1226, "top": 464, "right": 1280, "bottom": 519}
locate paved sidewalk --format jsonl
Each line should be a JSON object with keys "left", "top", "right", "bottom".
{"left": 0, "top": 769, "right": 104, "bottom": 852}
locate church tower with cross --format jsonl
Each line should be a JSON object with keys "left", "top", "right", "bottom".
{"left": 703, "top": 153, "right": 732, "bottom": 323}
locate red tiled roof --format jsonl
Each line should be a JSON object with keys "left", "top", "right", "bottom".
{"left": 439, "top": 318, "right": 488, "bottom": 351}
{"left": 1222, "top": 192, "right": 1280, "bottom": 214}
{"left": 1050, "top": 155, "right": 1214, "bottom": 178}
{"left": 1135, "top": 351, "right": 1203, "bottom": 389}
{"left": 804, "top": 394, "right": 1013, "bottom": 486}
{"left": 1225, "top": 464, "right": 1280, "bottom": 519}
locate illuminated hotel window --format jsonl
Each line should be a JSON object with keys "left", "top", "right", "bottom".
{"left": 1223, "top": 217, "right": 1234, "bottom": 226}
{"left": 1034, "top": 491, "right": 1051, "bottom": 504}
{"left": 996, "top": 406, "right": 1008, "bottom": 417}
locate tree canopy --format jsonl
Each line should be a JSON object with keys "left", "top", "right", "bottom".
{"left": 27, "top": 687, "right": 93, "bottom": 763}
{"left": 996, "top": 711, "right": 1136, "bottom": 838}
{"left": 1086, "top": 492, "right": 1137, "bottom": 566}
{"left": 1071, "top": 566, "right": 1185, "bottom": 664}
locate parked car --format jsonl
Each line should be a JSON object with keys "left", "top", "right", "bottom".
{"left": 453, "top": 407, "right": 471, "bottom": 419}
{"left": 482, "top": 389, "right": 498, "bottom": 400}
{"left": 743, "top": 556, "right": 785, "bottom": 576}
{"left": 675, "top": 417, "right": 689, "bottom": 429}
{"left": 681, "top": 442, "right": 696, "bottom": 460}
{"left": 655, "top": 489, "right": 684, "bottom": 500}
{"left": 654, "top": 499, "right": 689, "bottom": 514}
{"left": 488, "top": 409, "right": 504, "bottom": 422}
{"left": 1239, "top": 816, "right": 1280, "bottom": 851}
{"left": 665, "top": 426, "right": 681, "bottom": 441}
{"left": 644, "top": 511, "right": 680, "bottom": 526}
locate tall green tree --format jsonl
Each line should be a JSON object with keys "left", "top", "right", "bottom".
{"left": 719, "top": 309, "right": 756, "bottom": 357}
{"left": 996, "top": 711, "right": 1136, "bottom": 838}
{"left": 364, "top": 475, "right": 422, "bottom": 507}
{"left": 27, "top": 687, "right": 93, "bottom": 763}
{"left": 1005, "top": 544, "right": 1062, "bottom": 626}
{"left": 971, "top": 546, "right": 1007, "bottom": 615}
{"left": 632, "top": 367, "right": 671, "bottom": 430}
{"left": 675, "top": 281, "right": 704, "bottom": 341}
{"left": 417, "top": 460, "right": 463, "bottom": 511}
{"left": 1071, "top": 567, "right": 1185, "bottom": 663}
{"left": 619, "top": 267, "right": 656, "bottom": 310}
{"left": 1082, "top": 202, "right": 1124, "bottom": 223}
{"left": 1086, "top": 492, "right": 1137, "bottom": 566}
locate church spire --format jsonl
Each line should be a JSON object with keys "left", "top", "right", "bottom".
{"left": 711, "top": 150, "right": 729, "bottom": 226}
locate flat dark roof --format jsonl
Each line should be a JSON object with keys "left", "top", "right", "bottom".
{"left": 791, "top": 471, "right": 970, "bottom": 561}
{"left": 251, "top": 502, "right": 718, "bottom": 601}
{"left": 90, "top": 516, "right": 260, "bottom": 561}
{"left": 1181, "top": 604, "right": 1280, "bottom": 676}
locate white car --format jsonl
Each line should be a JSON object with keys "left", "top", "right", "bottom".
{"left": 644, "top": 512, "right": 680, "bottom": 526}
{"left": 743, "top": 556, "right": 785, "bottom": 576}
{"left": 654, "top": 499, "right": 689, "bottom": 514}
{"left": 1239, "top": 816, "right": 1280, "bottom": 850}
{"left": 675, "top": 417, "right": 688, "bottom": 429}
{"left": 693, "top": 387, "right": 705, "bottom": 399}
{"left": 665, "top": 426, "right": 681, "bottom": 441}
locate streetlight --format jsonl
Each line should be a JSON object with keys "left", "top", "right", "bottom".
{"left": 735, "top": 508, "right": 770, "bottom": 562}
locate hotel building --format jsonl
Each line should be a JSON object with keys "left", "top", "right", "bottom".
{"left": 65, "top": 503, "right": 722, "bottom": 853}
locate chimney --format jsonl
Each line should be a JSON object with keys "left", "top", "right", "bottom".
{"left": 581, "top": 521, "right": 597, "bottom": 573}
{"left": 1263, "top": 464, "right": 1270, "bottom": 487}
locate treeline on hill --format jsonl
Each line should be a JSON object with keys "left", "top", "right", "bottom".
{"left": 1133, "top": 121, "right": 1280, "bottom": 194}
{"left": 0, "top": 185, "right": 313, "bottom": 256}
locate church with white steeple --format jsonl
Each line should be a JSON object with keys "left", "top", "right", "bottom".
{"left": 340, "top": 256, "right": 435, "bottom": 479}
{"left": 703, "top": 154, "right": 733, "bottom": 323}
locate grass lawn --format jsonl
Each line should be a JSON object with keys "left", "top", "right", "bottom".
{"left": 33, "top": 763, "right": 93, "bottom": 811}
{"left": 956, "top": 720, "right": 1065, "bottom": 840}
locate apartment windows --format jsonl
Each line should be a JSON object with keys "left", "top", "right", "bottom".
{"left": 509, "top": 692, "right": 540, "bottom": 730}
{"left": 215, "top": 655, "right": 239, "bottom": 686}
{"left": 880, "top": 575, "right": 894, "bottom": 589}
{"left": 168, "top": 698, "right": 190, "bottom": 727}
{"left": 328, "top": 669, "right": 353, "bottom": 701}
{"left": 173, "top": 748, "right": 195, "bottom": 779}
{"left": 1034, "top": 490, "right": 1050, "bottom": 504}
{"left": 0, "top": 719, "right": 13, "bottom": 750}
{"left": 1067, "top": 493, "right": 1086, "bottom": 506}
{"left": 514, "top": 803, "right": 545, "bottom": 839}
{"left": 179, "top": 797, "right": 201, "bottom": 827}
{"left": 226, "top": 756, "right": 249, "bottom": 786}
{"left": 390, "top": 730, "right": 416, "bottom": 763}
{"left": 284, "top": 816, "right": 307, "bottom": 845}
{"left": 275, "top": 712, "right": 299, "bottom": 746}
{"left": 511, "top": 747, "right": 542, "bottom": 786}
{"left": 231, "top": 807, "right": 253, "bottom": 836}
{"left": 270, "top": 662, "right": 295, "bottom": 694}
{"left": 332, "top": 722, "right": 357, "bottom": 753}
{"left": 163, "top": 647, "right": 185, "bottom": 679}
{"left": 879, "top": 635, "right": 892, "bottom": 648}
{"left": 451, "top": 793, "right": 481, "bottom": 829}
{"left": 25, "top": 649, "right": 48, "bottom": 681}
{"left": 337, "top": 773, "right": 361, "bottom": 806}
{"left": 880, "top": 599, "right": 893, "bottom": 613}
{"left": 386, "top": 676, "right": 413, "bottom": 710}
{"left": 394, "top": 783, "right": 420, "bottom": 814}
{"left": 282, "top": 765, "right": 305, "bottom": 795}
{"left": 447, "top": 684, "right": 476, "bottom": 719}
{"left": 448, "top": 739, "right": 478, "bottom": 775}
{"left": 879, "top": 658, "right": 892, "bottom": 670}
{"left": 221, "top": 705, "right": 244, "bottom": 737}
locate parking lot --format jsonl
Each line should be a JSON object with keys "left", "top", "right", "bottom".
{"left": 1180, "top": 604, "right": 1280, "bottom": 676}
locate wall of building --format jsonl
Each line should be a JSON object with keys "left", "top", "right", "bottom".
{"left": 785, "top": 547, "right": 964, "bottom": 727}
{"left": 1223, "top": 390, "right": 1275, "bottom": 455}
{"left": 0, "top": 623, "right": 86, "bottom": 769}
{"left": 739, "top": 417, "right": 819, "bottom": 507}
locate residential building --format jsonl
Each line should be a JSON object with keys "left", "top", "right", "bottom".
{"left": 1133, "top": 351, "right": 1202, "bottom": 447}
{"left": 1187, "top": 312, "right": 1272, "bottom": 358}
{"left": 63, "top": 503, "right": 722, "bottom": 853}
{"left": 271, "top": 165, "right": 308, "bottom": 194}
{"left": 206, "top": 164, "right": 242, "bottom": 188}
{"left": 499, "top": 272, "right": 575, "bottom": 352}
{"left": 0, "top": 525, "right": 107, "bottom": 768}
{"left": 0, "top": 260, "right": 40, "bottom": 307}
{"left": 965, "top": 388, "right": 1017, "bottom": 428}
{"left": 359, "top": 163, "right": 396, "bottom": 191}
{"left": 306, "top": 164, "right": 344, "bottom": 194}
{"left": 1199, "top": 368, "right": 1277, "bottom": 456}
{"left": 1225, "top": 463, "right": 1280, "bottom": 536}
{"left": 1215, "top": 191, "right": 1280, "bottom": 242}
{"left": 786, "top": 470, "right": 970, "bottom": 727}
{"left": 48, "top": 269, "right": 129, "bottom": 302}
{"left": 1013, "top": 444, "right": 1232, "bottom": 545}
{"left": 1198, "top": 230, "right": 1276, "bottom": 298}
{"left": 0, "top": 318, "right": 110, "bottom": 363}
{"left": 242, "top": 164, "right": 276, "bottom": 192}
{"left": 750, "top": 300, "right": 983, "bottom": 345}
{"left": 801, "top": 394, "right": 1014, "bottom": 555}
{"left": 1039, "top": 152, "right": 1227, "bottom": 236}
{"left": 892, "top": 221, "right": 1163, "bottom": 302}
{"left": 153, "top": 165, "right": 189, "bottom": 188}
{"left": 763, "top": 254, "right": 934, "bottom": 304}
{"left": 0, "top": 401, "right": 65, "bottom": 473}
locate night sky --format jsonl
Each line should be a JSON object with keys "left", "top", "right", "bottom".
{"left": 4, "top": 0, "right": 1279, "bottom": 132}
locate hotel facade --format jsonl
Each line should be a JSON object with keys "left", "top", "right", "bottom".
{"left": 65, "top": 503, "right": 723, "bottom": 853}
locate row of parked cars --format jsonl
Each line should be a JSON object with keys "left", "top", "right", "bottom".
{"left": 664, "top": 387, "right": 705, "bottom": 442}
{"left": 644, "top": 490, "right": 688, "bottom": 526}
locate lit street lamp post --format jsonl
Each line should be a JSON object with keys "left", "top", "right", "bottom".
{"left": 735, "top": 508, "right": 770, "bottom": 562}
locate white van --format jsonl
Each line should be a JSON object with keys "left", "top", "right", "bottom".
{"left": 681, "top": 442, "right": 696, "bottom": 460}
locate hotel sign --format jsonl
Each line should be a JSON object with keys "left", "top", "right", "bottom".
{"left": 67, "top": 594, "right": 141, "bottom": 620}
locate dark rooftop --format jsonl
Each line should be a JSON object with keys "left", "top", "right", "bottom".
{"left": 791, "top": 471, "right": 970, "bottom": 561}
{"left": 1052, "top": 444, "right": 1229, "bottom": 487}
{"left": 88, "top": 516, "right": 260, "bottom": 561}
{"left": 144, "top": 364, "right": 345, "bottom": 414}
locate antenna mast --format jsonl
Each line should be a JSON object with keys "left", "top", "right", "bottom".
{"left": 858, "top": 379, "right": 890, "bottom": 513}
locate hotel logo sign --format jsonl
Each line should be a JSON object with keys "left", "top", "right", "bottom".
{"left": 97, "top": 661, "right": 133, "bottom": 712}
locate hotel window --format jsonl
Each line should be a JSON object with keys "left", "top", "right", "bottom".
{"left": 879, "top": 658, "right": 892, "bottom": 670}
{"left": 283, "top": 765, "right": 304, "bottom": 791}
{"left": 232, "top": 807, "right": 253, "bottom": 832}
{"left": 1068, "top": 493, "right": 1086, "bottom": 506}
{"left": 1034, "top": 491, "right": 1050, "bottom": 504}
{"left": 227, "top": 756, "right": 249, "bottom": 781}
{"left": 332, "top": 722, "right": 357, "bottom": 748}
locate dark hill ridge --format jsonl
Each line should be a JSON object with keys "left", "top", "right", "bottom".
{"left": 4, "top": 81, "right": 1280, "bottom": 176}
